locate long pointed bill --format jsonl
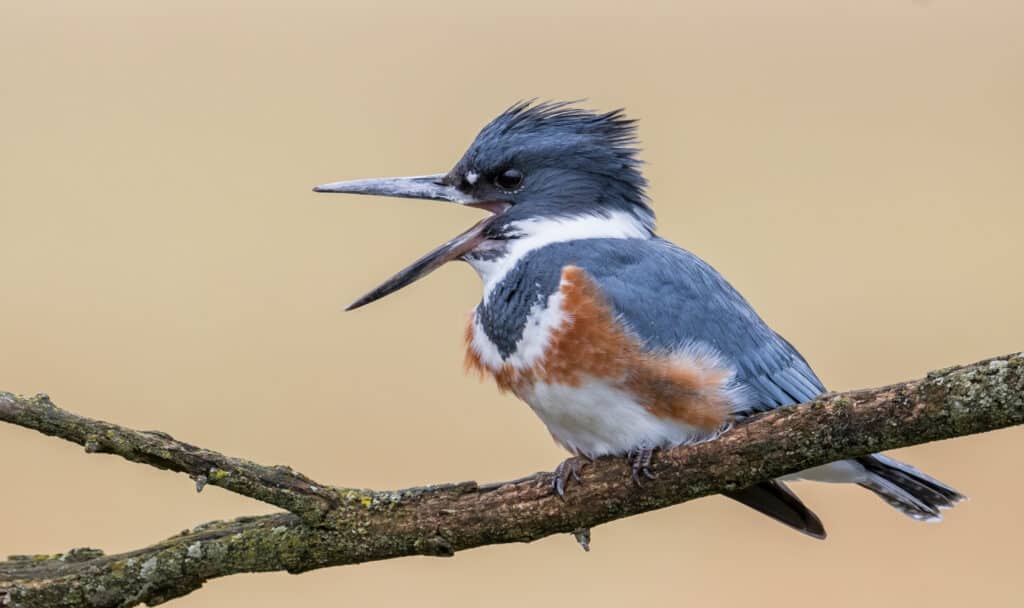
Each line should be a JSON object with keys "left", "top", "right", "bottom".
{"left": 344, "top": 218, "right": 491, "bottom": 311}
{"left": 313, "top": 173, "right": 473, "bottom": 203}
{"left": 315, "top": 173, "right": 505, "bottom": 310}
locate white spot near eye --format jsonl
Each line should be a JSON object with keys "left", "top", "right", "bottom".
{"left": 465, "top": 171, "right": 478, "bottom": 185}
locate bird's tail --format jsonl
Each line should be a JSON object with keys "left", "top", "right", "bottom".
{"left": 724, "top": 480, "right": 827, "bottom": 539}
{"left": 856, "top": 454, "right": 965, "bottom": 521}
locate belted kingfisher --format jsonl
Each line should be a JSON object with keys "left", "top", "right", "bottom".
{"left": 314, "top": 101, "right": 963, "bottom": 538}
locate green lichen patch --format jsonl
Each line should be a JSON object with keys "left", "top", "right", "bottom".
{"left": 60, "top": 548, "right": 105, "bottom": 563}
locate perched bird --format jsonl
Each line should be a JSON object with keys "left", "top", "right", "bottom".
{"left": 314, "top": 101, "right": 963, "bottom": 538}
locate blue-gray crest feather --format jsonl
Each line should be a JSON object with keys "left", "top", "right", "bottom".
{"left": 457, "top": 101, "right": 653, "bottom": 227}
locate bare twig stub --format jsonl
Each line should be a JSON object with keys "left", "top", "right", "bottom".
{"left": 1, "top": 353, "right": 1022, "bottom": 608}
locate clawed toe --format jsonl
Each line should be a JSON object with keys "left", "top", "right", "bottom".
{"left": 552, "top": 456, "right": 588, "bottom": 499}
{"left": 627, "top": 446, "right": 657, "bottom": 485}
{"left": 551, "top": 448, "right": 656, "bottom": 498}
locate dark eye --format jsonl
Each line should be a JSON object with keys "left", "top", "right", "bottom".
{"left": 494, "top": 168, "right": 524, "bottom": 191}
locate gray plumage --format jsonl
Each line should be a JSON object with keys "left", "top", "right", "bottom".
{"left": 318, "top": 100, "right": 965, "bottom": 537}
{"left": 477, "top": 236, "right": 823, "bottom": 415}
{"left": 476, "top": 234, "right": 964, "bottom": 527}
{"left": 453, "top": 101, "right": 655, "bottom": 235}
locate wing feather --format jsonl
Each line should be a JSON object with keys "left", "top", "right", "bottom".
{"left": 541, "top": 237, "right": 826, "bottom": 415}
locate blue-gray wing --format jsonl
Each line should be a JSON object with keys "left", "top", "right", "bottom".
{"left": 551, "top": 237, "right": 826, "bottom": 414}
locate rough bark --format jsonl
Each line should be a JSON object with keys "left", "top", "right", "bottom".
{"left": 1, "top": 352, "right": 1022, "bottom": 607}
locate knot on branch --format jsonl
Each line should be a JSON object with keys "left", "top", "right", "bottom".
{"left": 413, "top": 535, "right": 455, "bottom": 557}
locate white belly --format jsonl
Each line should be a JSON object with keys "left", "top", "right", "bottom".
{"left": 519, "top": 377, "right": 712, "bottom": 459}
{"left": 782, "top": 460, "right": 869, "bottom": 483}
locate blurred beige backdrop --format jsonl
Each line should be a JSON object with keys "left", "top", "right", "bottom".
{"left": 2, "top": 1, "right": 1023, "bottom": 606}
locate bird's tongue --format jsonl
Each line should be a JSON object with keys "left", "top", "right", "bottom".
{"left": 345, "top": 217, "right": 493, "bottom": 311}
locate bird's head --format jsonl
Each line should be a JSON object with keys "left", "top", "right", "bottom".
{"left": 314, "top": 101, "right": 653, "bottom": 310}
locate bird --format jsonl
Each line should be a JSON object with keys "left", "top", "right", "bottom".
{"left": 313, "top": 100, "right": 964, "bottom": 539}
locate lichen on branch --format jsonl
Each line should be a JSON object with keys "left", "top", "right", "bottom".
{"left": 1, "top": 352, "right": 1022, "bottom": 608}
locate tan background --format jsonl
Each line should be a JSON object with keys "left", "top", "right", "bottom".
{"left": 2, "top": 1, "right": 1023, "bottom": 606}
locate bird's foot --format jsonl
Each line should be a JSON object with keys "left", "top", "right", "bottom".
{"left": 626, "top": 445, "right": 657, "bottom": 485}
{"left": 552, "top": 456, "right": 589, "bottom": 500}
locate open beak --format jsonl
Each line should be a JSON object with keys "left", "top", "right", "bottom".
{"left": 313, "top": 173, "right": 502, "bottom": 310}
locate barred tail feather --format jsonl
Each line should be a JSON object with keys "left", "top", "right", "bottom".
{"left": 856, "top": 454, "right": 966, "bottom": 522}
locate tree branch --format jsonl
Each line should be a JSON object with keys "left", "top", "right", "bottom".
{"left": 0, "top": 393, "right": 342, "bottom": 524}
{"left": 2, "top": 353, "right": 1022, "bottom": 608}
